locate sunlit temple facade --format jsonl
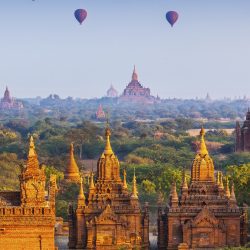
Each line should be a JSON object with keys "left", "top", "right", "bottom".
{"left": 235, "top": 109, "right": 250, "bottom": 152}
{"left": 0, "top": 137, "right": 57, "bottom": 250}
{"left": 158, "top": 128, "right": 248, "bottom": 249}
{"left": 68, "top": 126, "right": 149, "bottom": 249}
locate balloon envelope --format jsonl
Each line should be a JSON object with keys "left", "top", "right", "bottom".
{"left": 166, "top": 11, "right": 179, "bottom": 27}
{"left": 74, "top": 9, "right": 87, "bottom": 25}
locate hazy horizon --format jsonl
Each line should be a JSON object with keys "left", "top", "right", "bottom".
{"left": 0, "top": 0, "right": 249, "bottom": 99}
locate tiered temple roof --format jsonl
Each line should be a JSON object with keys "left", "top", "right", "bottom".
{"left": 158, "top": 128, "right": 248, "bottom": 250}
{"left": 68, "top": 125, "right": 149, "bottom": 249}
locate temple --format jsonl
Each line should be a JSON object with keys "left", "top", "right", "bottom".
{"left": 68, "top": 125, "right": 149, "bottom": 249}
{"left": 158, "top": 128, "right": 248, "bottom": 249}
{"left": 0, "top": 86, "right": 23, "bottom": 110}
{"left": 235, "top": 109, "right": 250, "bottom": 152}
{"left": 119, "top": 66, "right": 158, "bottom": 104}
{"left": 64, "top": 143, "right": 81, "bottom": 183}
{"left": 107, "top": 85, "right": 118, "bottom": 98}
{"left": 0, "top": 137, "right": 57, "bottom": 250}
{"left": 96, "top": 104, "right": 106, "bottom": 120}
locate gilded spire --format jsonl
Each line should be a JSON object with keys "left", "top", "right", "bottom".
{"left": 123, "top": 169, "right": 128, "bottom": 189}
{"left": 103, "top": 116, "right": 113, "bottom": 155}
{"left": 182, "top": 170, "right": 188, "bottom": 190}
{"left": 131, "top": 168, "right": 138, "bottom": 199}
{"left": 191, "top": 127, "right": 214, "bottom": 182}
{"left": 64, "top": 143, "right": 80, "bottom": 182}
{"left": 77, "top": 177, "right": 85, "bottom": 207}
{"left": 199, "top": 127, "right": 208, "bottom": 156}
{"left": 225, "top": 176, "right": 230, "bottom": 198}
{"left": 28, "top": 136, "right": 36, "bottom": 157}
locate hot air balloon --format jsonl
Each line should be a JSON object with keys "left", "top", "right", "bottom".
{"left": 166, "top": 11, "right": 179, "bottom": 27}
{"left": 74, "top": 9, "right": 87, "bottom": 25}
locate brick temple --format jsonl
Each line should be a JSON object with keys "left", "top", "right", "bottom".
{"left": 119, "top": 66, "right": 158, "bottom": 104}
{"left": 158, "top": 128, "right": 248, "bottom": 249}
{"left": 0, "top": 86, "right": 23, "bottom": 110}
{"left": 0, "top": 137, "right": 57, "bottom": 250}
{"left": 68, "top": 125, "right": 149, "bottom": 249}
{"left": 235, "top": 109, "right": 250, "bottom": 152}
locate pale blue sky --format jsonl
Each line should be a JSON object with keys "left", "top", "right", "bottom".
{"left": 0, "top": 0, "right": 249, "bottom": 99}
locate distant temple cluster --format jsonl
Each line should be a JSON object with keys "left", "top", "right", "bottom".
{"left": 0, "top": 137, "right": 57, "bottom": 250}
{"left": 0, "top": 87, "right": 23, "bottom": 110}
{"left": 235, "top": 109, "right": 250, "bottom": 152}
{"left": 158, "top": 128, "right": 248, "bottom": 249}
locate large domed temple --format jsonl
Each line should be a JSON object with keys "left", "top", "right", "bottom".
{"left": 157, "top": 128, "right": 248, "bottom": 250}
{"left": 68, "top": 126, "right": 149, "bottom": 249}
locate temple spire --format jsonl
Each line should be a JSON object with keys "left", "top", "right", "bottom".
{"left": 219, "top": 172, "right": 224, "bottom": 189}
{"left": 230, "top": 182, "right": 236, "bottom": 201}
{"left": 123, "top": 169, "right": 128, "bottom": 189}
{"left": 225, "top": 176, "right": 230, "bottom": 198}
{"left": 199, "top": 127, "right": 208, "bottom": 156}
{"left": 170, "top": 182, "right": 179, "bottom": 207}
{"left": 104, "top": 117, "right": 114, "bottom": 155}
{"left": 89, "top": 171, "right": 95, "bottom": 190}
{"left": 77, "top": 177, "right": 85, "bottom": 207}
{"left": 28, "top": 136, "right": 36, "bottom": 157}
{"left": 64, "top": 143, "right": 80, "bottom": 182}
{"left": 132, "top": 65, "right": 138, "bottom": 81}
{"left": 131, "top": 168, "right": 138, "bottom": 199}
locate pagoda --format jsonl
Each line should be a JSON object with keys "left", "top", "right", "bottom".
{"left": 158, "top": 128, "right": 248, "bottom": 249}
{"left": 0, "top": 86, "right": 23, "bottom": 110}
{"left": 64, "top": 143, "right": 81, "bottom": 183}
{"left": 96, "top": 104, "right": 106, "bottom": 120}
{"left": 235, "top": 109, "right": 250, "bottom": 152}
{"left": 107, "top": 85, "right": 118, "bottom": 98}
{"left": 68, "top": 125, "right": 149, "bottom": 249}
{"left": 119, "top": 66, "right": 157, "bottom": 104}
{"left": 0, "top": 137, "right": 57, "bottom": 250}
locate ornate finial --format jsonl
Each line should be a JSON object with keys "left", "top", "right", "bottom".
{"left": 89, "top": 171, "right": 95, "bottom": 189}
{"left": 199, "top": 127, "right": 208, "bottom": 156}
{"left": 104, "top": 116, "right": 114, "bottom": 155}
{"left": 123, "top": 168, "right": 128, "bottom": 189}
{"left": 131, "top": 167, "right": 138, "bottom": 199}
{"left": 28, "top": 136, "right": 36, "bottom": 157}
{"left": 78, "top": 177, "right": 85, "bottom": 199}
{"left": 225, "top": 176, "right": 230, "bottom": 198}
